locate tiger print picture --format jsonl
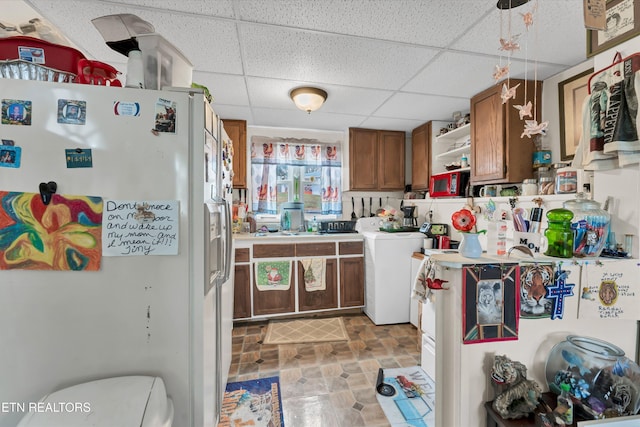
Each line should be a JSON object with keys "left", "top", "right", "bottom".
{"left": 519, "top": 262, "right": 554, "bottom": 318}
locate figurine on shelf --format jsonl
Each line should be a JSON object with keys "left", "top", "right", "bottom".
{"left": 491, "top": 354, "right": 542, "bottom": 419}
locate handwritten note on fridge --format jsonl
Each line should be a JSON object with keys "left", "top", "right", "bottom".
{"left": 102, "top": 200, "right": 179, "bottom": 256}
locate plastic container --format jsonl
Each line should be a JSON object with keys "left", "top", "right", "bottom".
{"left": 563, "top": 193, "right": 610, "bottom": 258}
{"left": 0, "top": 36, "right": 85, "bottom": 75}
{"left": 76, "top": 59, "right": 122, "bottom": 86}
{"left": 125, "top": 50, "right": 144, "bottom": 88}
{"left": 521, "top": 179, "right": 537, "bottom": 196}
{"left": 135, "top": 33, "right": 193, "bottom": 90}
{"left": 555, "top": 166, "right": 578, "bottom": 194}
{"left": 486, "top": 220, "right": 507, "bottom": 256}
{"left": 545, "top": 335, "right": 640, "bottom": 417}
{"left": 544, "top": 208, "right": 574, "bottom": 258}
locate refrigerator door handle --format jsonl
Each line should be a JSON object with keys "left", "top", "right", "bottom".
{"left": 221, "top": 199, "right": 232, "bottom": 283}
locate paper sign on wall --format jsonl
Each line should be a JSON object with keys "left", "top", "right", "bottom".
{"left": 102, "top": 200, "right": 179, "bottom": 256}
{"left": 578, "top": 260, "right": 640, "bottom": 320}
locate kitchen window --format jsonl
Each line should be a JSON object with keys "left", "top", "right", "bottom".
{"left": 250, "top": 137, "right": 342, "bottom": 215}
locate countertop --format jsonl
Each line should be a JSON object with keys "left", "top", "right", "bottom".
{"left": 422, "top": 250, "right": 631, "bottom": 269}
{"left": 233, "top": 231, "right": 364, "bottom": 245}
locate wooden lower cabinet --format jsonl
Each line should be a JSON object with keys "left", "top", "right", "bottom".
{"left": 297, "top": 258, "right": 338, "bottom": 311}
{"left": 233, "top": 264, "right": 251, "bottom": 319}
{"left": 340, "top": 257, "right": 365, "bottom": 307}
{"left": 233, "top": 240, "right": 365, "bottom": 319}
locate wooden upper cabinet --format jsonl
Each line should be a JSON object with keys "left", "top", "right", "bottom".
{"left": 411, "top": 122, "right": 430, "bottom": 191}
{"left": 470, "top": 79, "right": 541, "bottom": 184}
{"left": 349, "top": 128, "right": 378, "bottom": 190}
{"left": 378, "top": 131, "right": 405, "bottom": 190}
{"left": 222, "top": 119, "right": 247, "bottom": 189}
{"left": 349, "top": 128, "right": 405, "bottom": 191}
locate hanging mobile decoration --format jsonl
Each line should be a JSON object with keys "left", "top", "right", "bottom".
{"left": 497, "top": 0, "right": 522, "bottom": 106}
{"left": 518, "top": 0, "right": 549, "bottom": 137}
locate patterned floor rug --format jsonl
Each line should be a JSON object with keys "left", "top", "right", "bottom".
{"left": 375, "top": 366, "right": 436, "bottom": 427}
{"left": 263, "top": 317, "right": 349, "bottom": 345}
{"left": 219, "top": 376, "right": 284, "bottom": 427}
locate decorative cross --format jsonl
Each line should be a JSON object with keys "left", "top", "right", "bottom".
{"left": 545, "top": 269, "right": 574, "bottom": 320}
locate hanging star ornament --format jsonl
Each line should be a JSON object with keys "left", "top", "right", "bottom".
{"left": 513, "top": 101, "right": 533, "bottom": 119}
{"left": 501, "top": 83, "right": 520, "bottom": 104}
{"left": 521, "top": 120, "right": 549, "bottom": 138}
{"left": 493, "top": 64, "right": 510, "bottom": 82}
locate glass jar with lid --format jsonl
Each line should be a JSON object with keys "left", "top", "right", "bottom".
{"left": 563, "top": 193, "right": 610, "bottom": 258}
{"left": 521, "top": 179, "right": 537, "bottom": 196}
{"left": 544, "top": 208, "right": 574, "bottom": 258}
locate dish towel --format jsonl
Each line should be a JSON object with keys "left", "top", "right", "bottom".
{"left": 300, "top": 258, "right": 326, "bottom": 292}
{"left": 412, "top": 257, "right": 437, "bottom": 303}
{"left": 255, "top": 260, "right": 291, "bottom": 291}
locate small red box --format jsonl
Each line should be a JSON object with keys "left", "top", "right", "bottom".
{"left": 0, "top": 36, "right": 85, "bottom": 75}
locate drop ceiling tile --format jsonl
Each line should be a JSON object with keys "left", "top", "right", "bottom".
{"left": 375, "top": 93, "right": 471, "bottom": 121}
{"left": 451, "top": 0, "right": 585, "bottom": 66}
{"left": 404, "top": 52, "right": 504, "bottom": 97}
{"left": 246, "top": 77, "right": 393, "bottom": 115}
{"left": 93, "top": 0, "right": 236, "bottom": 17}
{"left": 235, "top": 0, "right": 493, "bottom": 47}
{"left": 359, "top": 117, "right": 427, "bottom": 133}
{"left": 216, "top": 105, "right": 253, "bottom": 122}
{"left": 252, "top": 108, "right": 366, "bottom": 132}
{"left": 404, "top": 52, "right": 568, "bottom": 98}
{"left": 192, "top": 72, "right": 249, "bottom": 105}
{"left": 239, "top": 23, "right": 439, "bottom": 89}
{"left": 29, "top": 0, "right": 243, "bottom": 74}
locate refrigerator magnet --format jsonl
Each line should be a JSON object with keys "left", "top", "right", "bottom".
{"left": 1, "top": 99, "right": 32, "bottom": 125}
{"left": 154, "top": 98, "right": 176, "bottom": 133}
{"left": 57, "top": 99, "right": 86, "bottom": 125}
{"left": 113, "top": 101, "right": 141, "bottom": 117}
{"left": 0, "top": 145, "right": 21, "bottom": 168}
{"left": 65, "top": 148, "right": 93, "bottom": 168}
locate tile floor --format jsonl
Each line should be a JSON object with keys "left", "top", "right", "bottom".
{"left": 228, "top": 313, "right": 422, "bottom": 427}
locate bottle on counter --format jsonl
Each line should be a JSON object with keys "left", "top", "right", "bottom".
{"left": 486, "top": 220, "right": 507, "bottom": 256}
{"left": 460, "top": 154, "right": 469, "bottom": 168}
{"left": 555, "top": 382, "right": 573, "bottom": 424}
{"left": 311, "top": 216, "right": 319, "bottom": 232}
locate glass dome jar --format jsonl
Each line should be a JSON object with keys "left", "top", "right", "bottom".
{"left": 544, "top": 208, "right": 574, "bottom": 258}
{"left": 563, "top": 193, "right": 611, "bottom": 258}
{"left": 545, "top": 335, "right": 640, "bottom": 417}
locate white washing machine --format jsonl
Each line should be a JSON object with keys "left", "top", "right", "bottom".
{"left": 356, "top": 218, "right": 425, "bottom": 325}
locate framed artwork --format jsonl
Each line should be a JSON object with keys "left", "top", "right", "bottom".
{"left": 587, "top": 0, "right": 640, "bottom": 57}
{"left": 462, "top": 264, "right": 519, "bottom": 345}
{"left": 558, "top": 68, "right": 593, "bottom": 161}
{"left": 519, "top": 262, "right": 554, "bottom": 319}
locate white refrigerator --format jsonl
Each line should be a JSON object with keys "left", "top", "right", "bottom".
{"left": 0, "top": 78, "right": 233, "bottom": 427}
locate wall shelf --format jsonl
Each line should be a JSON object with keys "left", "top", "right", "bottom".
{"left": 432, "top": 122, "right": 471, "bottom": 175}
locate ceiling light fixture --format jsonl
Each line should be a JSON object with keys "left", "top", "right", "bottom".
{"left": 289, "top": 87, "right": 328, "bottom": 114}
{"left": 496, "top": 0, "right": 530, "bottom": 9}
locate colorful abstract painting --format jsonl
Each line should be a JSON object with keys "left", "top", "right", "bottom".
{"left": 0, "top": 191, "right": 103, "bottom": 270}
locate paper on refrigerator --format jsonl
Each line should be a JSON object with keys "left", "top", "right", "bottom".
{"left": 102, "top": 199, "right": 179, "bottom": 256}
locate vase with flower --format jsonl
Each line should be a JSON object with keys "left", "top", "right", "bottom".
{"left": 451, "top": 208, "right": 485, "bottom": 258}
